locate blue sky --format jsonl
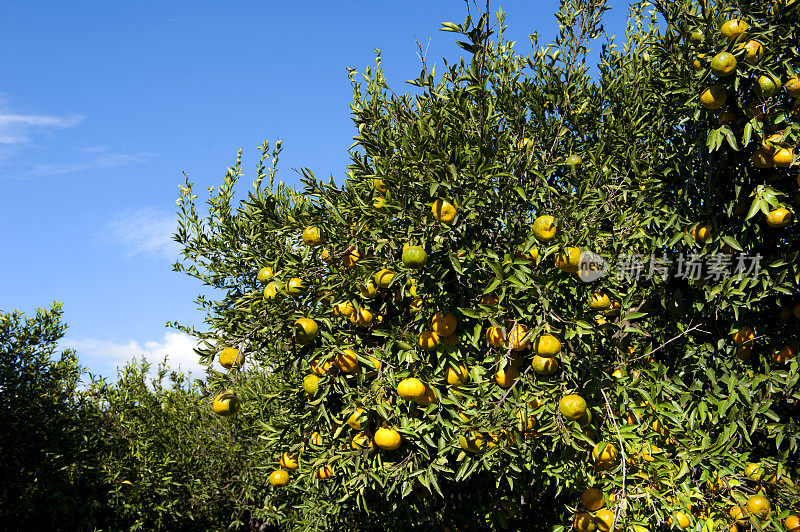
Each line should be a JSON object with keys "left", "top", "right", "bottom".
{"left": 0, "top": 1, "right": 628, "bottom": 380}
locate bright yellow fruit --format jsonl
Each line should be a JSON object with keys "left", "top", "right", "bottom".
{"left": 280, "top": 453, "right": 298, "bottom": 470}
{"left": 212, "top": 390, "right": 240, "bottom": 416}
{"left": 218, "top": 347, "right": 244, "bottom": 369}
{"left": 532, "top": 215, "right": 557, "bottom": 241}
{"left": 302, "top": 226, "right": 322, "bottom": 246}
{"left": 397, "top": 378, "right": 427, "bottom": 401}
{"left": 431, "top": 199, "right": 457, "bottom": 223}
{"left": 559, "top": 394, "right": 587, "bottom": 420}
{"left": 268, "top": 470, "right": 290, "bottom": 487}
{"left": 700, "top": 86, "right": 727, "bottom": 109}
{"left": 374, "top": 427, "right": 402, "bottom": 450}
{"left": 534, "top": 334, "right": 562, "bottom": 357}
{"left": 445, "top": 364, "right": 469, "bottom": 386}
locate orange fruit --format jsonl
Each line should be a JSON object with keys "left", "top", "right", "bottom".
{"left": 690, "top": 224, "right": 711, "bottom": 243}
{"left": 309, "top": 432, "right": 322, "bottom": 445}
{"left": 315, "top": 465, "right": 333, "bottom": 480}
{"left": 744, "top": 462, "right": 764, "bottom": 480}
{"left": 302, "top": 374, "right": 319, "bottom": 394}
{"left": 745, "top": 495, "right": 770, "bottom": 520}
{"left": 494, "top": 364, "right": 520, "bottom": 387}
{"left": 397, "top": 378, "right": 427, "bottom": 401}
{"left": 346, "top": 408, "right": 364, "bottom": 430}
{"left": 374, "top": 427, "right": 402, "bottom": 450}
{"left": 431, "top": 199, "right": 457, "bottom": 223}
{"left": 480, "top": 293, "right": 499, "bottom": 306}
{"left": 519, "top": 137, "right": 534, "bottom": 150}
{"left": 581, "top": 488, "right": 605, "bottom": 511}
{"left": 302, "top": 226, "right": 322, "bottom": 246}
{"left": 566, "top": 154, "right": 583, "bottom": 168}
{"left": 710, "top": 52, "right": 737, "bottom": 77}
{"left": 286, "top": 277, "right": 307, "bottom": 296}
{"left": 531, "top": 355, "right": 558, "bottom": 375}
{"left": 555, "top": 246, "right": 581, "bottom": 272}
{"left": 767, "top": 207, "right": 792, "bottom": 228}
{"left": 333, "top": 301, "right": 356, "bottom": 317}
{"left": 558, "top": 394, "right": 587, "bottom": 420}
{"left": 417, "top": 330, "right": 441, "bottom": 351}
{"left": 349, "top": 308, "right": 373, "bottom": 327}
{"left": 508, "top": 323, "right": 530, "bottom": 351}
{"left": 257, "top": 266, "right": 274, "bottom": 283}
{"left": 700, "top": 86, "right": 727, "bottom": 109}
{"left": 334, "top": 349, "right": 359, "bottom": 373}
{"left": 733, "top": 326, "right": 755, "bottom": 345}
{"left": 413, "top": 385, "right": 438, "bottom": 406}
{"left": 280, "top": 453, "right": 298, "bottom": 470}
{"left": 311, "top": 358, "right": 332, "bottom": 375}
{"left": 592, "top": 442, "right": 618, "bottom": 470}
{"left": 668, "top": 512, "right": 691, "bottom": 529}
{"left": 431, "top": 312, "right": 458, "bottom": 337}
{"left": 402, "top": 245, "right": 428, "bottom": 268}
{"left": 218, "top": 347, "right": 244, "bottom": 369}
{"left": 342, "top": 246, "right": 361, "bottom": 267}
{"left": 755, "top": 75, "right": 781, "bottom": 98}
{"left": 373, "top": 268, "right": 396, "bottom": 289}
{"left": 263, "top": 280, "right": 285, "bottom": 300}
{"left": 268, "top": 470, "right": 290, "bottom": 487}
{"left": 351, "top": 433, "right": 374, "bottom": 451}
{"left": 739, "top": 40, "right": 764, "bottom": 62}
{"left": 787, "top": 77, "right": 800, "bottom": 98}
{"left": 588, "top": 292, "right": 612, "bottom": 310}
{"left": 773, "top": 148, "right": 794, "bottom": 168}
{"left": 730, "top": 505, "right": 748, "bottom": 525}
{"left": 534, "top": 334, "right": 562, "bottom": 357}
{"left": 294, "top": 318, "right": 319, "bottom": 345}
{"left": 212, "top": 390, "right": 240, "bottom": 416}
{"left": 574, "top": 512, "right": 597, "bottom": 532}
{"left": 486, "top": 326, "right": 505, "bottom": 348}
{"left": 595, "top": 509, "right": 615, "bottom": 532}
{"left": 784, "top": 515, "right": 800, "bottom": 532}
{"left": 373, "top": 178, "right": 387, "bottom": 192}
{"left": 772, "top": 344, "right": 797, "bottom": 364}
{"left": 720, "top": 19, "right": 749, "bottom": 42}
{"left": 532, "top": 215, "right": 557, "bottom": 241}
{"left": 445, "top": 364, "right": 469, "bottom": 386}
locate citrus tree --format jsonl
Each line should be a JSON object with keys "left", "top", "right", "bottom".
{"left": 174, "top": 0, "right": 799, "bottom": 530}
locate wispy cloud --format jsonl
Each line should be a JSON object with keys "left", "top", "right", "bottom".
{"left": 0, "top": 111, "right": 85, "bottom": 145}
{"left": 63, "top": 331, "right": 206, "bottom": 381}
{"left": 15, "top": 151, "right": 157, "bottom": 179}
{"left": 102, "top": 207, "right": 181, "bottom": 260}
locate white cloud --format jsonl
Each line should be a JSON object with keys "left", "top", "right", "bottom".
{"left": 14, "top": 151, "right": 157, "bottom": 179}
{"left": 63, "top": 330, "right": 207, "bottom": 381}
{"left": 102, "top": 207, "right": 181, "bottom": 260}
{"left": 0, "top": 111, "right": 84, "bottom": 145}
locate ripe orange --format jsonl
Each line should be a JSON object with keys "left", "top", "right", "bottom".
{"left": 333, "top": 301, "right": 356, "bottom": 317}
{"left": 739, "top": 40, "right": 764, "bottom": 62}
{"left": 397, "top": 378, "right": 427, "bottom": 401}
{"left": 494, "top": 364, "right": 520, "bottom": 387}
{"left": 690, "top": 224, "right": 711, "bottom": 243}
{"left": 752, "top": 149, "right": 774, "bottom": 168}
{"left": 218, "top": 347, "right": 244, "bottom": 369}
{"left": 729, "top": 505, "right": 748, "bottom": 525}
{"left": 581, "top": 488, "right": 605, "bottom": 511}
{"left": 700, "top": 86, "right": 727, "bottom": 109}
{"left": 315, "top": 465, "right": 333, "bottom": 480}
{"left": 592, "top": 442, "right": 618, "bottom": 470}
{"left": 280, "top": 453, "right": 298, "bottom": 470}
{"left": 445, "top": 364, "right": 469, "bottom": 386}
{"left": 787, "top": 77, "right": 800, "bottom": 98}
{"left": 532, "top": 215, "right": 557, "bottom": 241}
{"left": 334, "top": 349, "right": 359, "bottom": 373}
{"left": 531, "top": 355, "right": 558, "bottom": 375}
{"left": 573, "top": 512, "right": 596, "bottom": 532}
{"left": 413, "top": 385, "right": 438, "bottom": 406}
{"left": 346, "top": 408, "right": 364, "bottom": 430}
{"left": 534, "top": 334, "right": 562, "bottom": 357}
{"left": 555, "top": 247, "right": 581, "bottom": 272}
{"left": 351, "top": 433, "right": 374, "bottom": 451}
{"left": 595, "top": 509, "right": 615, "bottom": 532}
{"left": 374, "top": 427, "right": 402, "bottom": 450}
{"left": 417, "top": 330, "right": 441, "bottom": 351}
{"left": 486, "top": 325, "right": 505, "bottom": 348}
{"left": 431, "top": 312, "right": 458, "bottom": 337}
{"left": 268, "top": 470, "right": 290, "bottom": 487}
{"left": 588, "top": 292, "right": 611, "bottom": 310}
{"left": 785, "top": 515, "right": 800, "bottom": 532}
{"left": 720, "top": 19, "right": 749, "bottom": 42}
{"left": 733, "top": 326, "right": 755, "bottom": 345}
{"left": 309, "top": 432, "right": 322, "bottom": 445}
{"left": 745, "top": 462, "right": 764, "bottom": 480}
{"left": 431, "top": 199, "right": 457, "bottom": 223}
{"left": 773, "top": 148, "right": 794, "bottom": 168}
{"left": 373, "top": 269, "right": 396, "bottom": 289}
{"left": 342, "top": 246, "right": 361, "bottom": 267}
{"left": 257, "top": 266, "right": 274, "bottom": 283}
{"left": 668, "top": 512, "right": 691, "bottom": 529}
{"left": 302, "top": 226, "right": 322, "bottom": 246}
{"left": 349, "top": 308, "right": 373, "bottom": 327}
{"left": 746, "top": 495, "right": 770, "bottom": 520}
{"left": 302, "top": 374, "right": 319, "bottom": 394}
{"left": 772, "top": 344, "right": 797, "bottom": 364}
{"left": 480, "top": 293, "right": 499, "bottom": 306}
{"left": 212, "top": 390, "right": 240, "bottom": 416}
{"left": 710, "top": 52, "right": 737, "bottom": 77}
{"left": 508, "top": 323, "right": 530, "bottom": 351}
{"left": 263, "top": 280, "right": 285, "bottom": 300}
{"left": 294, "top": 318, "right": 319, "bottom": 345}
{"left": 558, "top": 394, "right": 587, "bottom": 420}
{"left": 286, "top": 277, "right": 307, "bottom": 296}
